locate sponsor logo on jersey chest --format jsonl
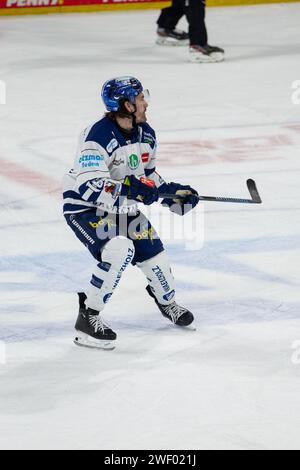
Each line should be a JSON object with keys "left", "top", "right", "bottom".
{"left": 128, "top": 154, "right": 139, "bottom": 170}
{"left": 79, "top": 154, "right": 104, "bottom": 168}
{"left": 113, "top": 157, "right": 125, "bottom": 167}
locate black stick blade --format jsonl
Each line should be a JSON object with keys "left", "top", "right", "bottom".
{"left": 247, "top": 179, "right": 262, "bottom": 204}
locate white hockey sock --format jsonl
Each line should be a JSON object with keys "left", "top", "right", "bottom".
{"left": 86, "top": 236, "right": 135, "bottom": 311}
{"left": 137, "top": 251, "right": 175, "bottom": 305}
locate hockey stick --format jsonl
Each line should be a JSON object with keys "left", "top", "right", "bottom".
{"left": 159, "top": 179, "right": 262, "bottom": 205}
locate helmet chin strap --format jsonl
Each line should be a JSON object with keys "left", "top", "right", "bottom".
{"left": 131, "top": 108, "right": 137, "bottom": 127}
{"left": 111, "top": 102, "right": 137, "bottom": 135}
{"left": 108, "top": 99, "right": 138, "bottom": 134}
{"left": 119, "top": 101, "right": 137, "bottom": 127}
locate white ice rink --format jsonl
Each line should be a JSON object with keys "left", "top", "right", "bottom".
{"left": 1, "top": 2, "right": 300, "bottom": 450}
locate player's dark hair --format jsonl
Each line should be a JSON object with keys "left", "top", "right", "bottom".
{"left": 105, "top": 98, "right": 136, "bottom": 128}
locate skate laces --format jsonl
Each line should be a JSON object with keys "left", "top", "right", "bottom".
{"left": 89, "top": 314, "right": 110, "bottom": 333}
{"left": 163, "top": 302, "right": 184, "bottom": 323}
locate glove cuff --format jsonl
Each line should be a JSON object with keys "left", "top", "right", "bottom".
{"left": 120, "top": 181, "right": 131, "bottom": 197}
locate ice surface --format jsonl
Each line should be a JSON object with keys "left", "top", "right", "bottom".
{"left": 0, "top": 3, "right": 300, "bottom": 450}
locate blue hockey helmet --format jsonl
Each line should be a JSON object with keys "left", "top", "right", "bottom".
{"left": 101, "top": 76, "right": 144, "bottom": 112}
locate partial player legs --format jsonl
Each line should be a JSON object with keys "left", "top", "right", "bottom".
{"left": 156, "top": 0, "right": 188, "bottom": 46}
{"left": 186, "top": 0, "right": 225, "bottom": 63}
{"left": 156, "top": 0, "right": 225, "bottom": 61}
{"left": 157, "top": 0, "right": 186, "bottom": 31}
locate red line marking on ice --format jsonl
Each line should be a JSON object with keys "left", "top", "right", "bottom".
{"left": 0, "top": 158, "right": 61, "bottom": 196}
{"left": 158, "top": 133, "right": 296, "bottom": 167}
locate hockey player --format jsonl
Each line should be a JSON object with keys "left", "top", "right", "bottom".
{"left": 156, "top": 0, "right": 225, "bottom": 63}
{"left": 63, "top": 76, "right": 199, "bottom": 350}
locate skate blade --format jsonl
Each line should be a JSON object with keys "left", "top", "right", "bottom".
{"left": 74, "top": 333, "right": 116, "bottom": 350}
{"left": 189, "top": 53, "right": 224, "bottom": 64}
{"left": 156, "top": 37, "right": 189, "bottom": 47}
{"left": 210, "top": 52, "right": 225, "bottom": 62}
{"left": 176, "top": 324, "right": 197, "bottom": 332}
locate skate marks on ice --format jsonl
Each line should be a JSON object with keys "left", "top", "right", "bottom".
{"left": 1, "top": 230, "right": 300, "bottom": 345}
{"left": 170, "top": 234, "right": 300, "bottom": 325}
{"left": 0, "top": 316, "right": 299, "bottom": 450}
{"left": 0, "top": 323, "right": 203, "bottom": 415}
{"left": 1, "top": 236, "right": 299, "bottom": 449}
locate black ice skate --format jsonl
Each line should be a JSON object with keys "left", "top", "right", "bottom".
{"left": 156, "top": 28, "right": 189, "bottom": 46}
{"left": 146, "top": 286, "right": 194, "bottom": 327}
{"left": 189, "top": 44, "right": 225, "bottom": 63}
{"left": 74, "top": 293, "right": 117, "bottom": 350}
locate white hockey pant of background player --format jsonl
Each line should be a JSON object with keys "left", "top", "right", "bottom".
{"left": 86, "top": 236, "right": 175, "bottom": 312}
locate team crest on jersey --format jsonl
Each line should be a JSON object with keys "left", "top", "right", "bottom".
{"left": 128, "top": 154, "right": 139, "bottom": 170}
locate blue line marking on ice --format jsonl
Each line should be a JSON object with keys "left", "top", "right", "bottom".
{"left": 0, "top": 234, "right": 298, "bottom": 295}
{"left": 0, "top": 322, "right": 73, "bottom": 343}
{"left": 169, "top": 235, "right": 300, "bottom": 287}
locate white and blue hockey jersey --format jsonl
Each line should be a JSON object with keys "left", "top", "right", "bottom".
{"left": 63, "top": 117, "right": 165, "bottom": 215}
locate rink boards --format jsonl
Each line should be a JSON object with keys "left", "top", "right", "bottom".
{"left": 0, "top": 0, "right": 299, "bottom": 17}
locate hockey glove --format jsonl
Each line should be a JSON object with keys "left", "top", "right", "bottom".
{"left": 160, "top": 182, "right": 199, "bottom": 216}
{"left": 122, "top": 175, "right": 159, "bottom": 206}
